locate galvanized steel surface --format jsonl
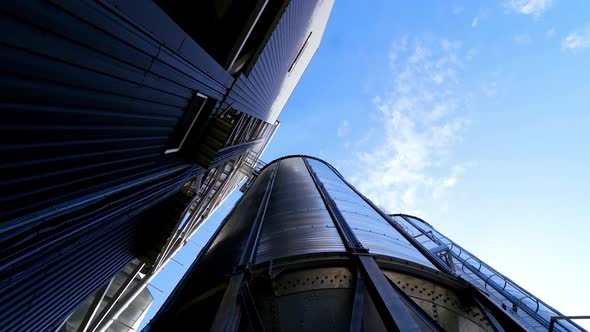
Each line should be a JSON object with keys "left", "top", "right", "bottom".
{"left": 384, "top": 270, "right": 494, "bottom": 332}
{"left": 146, "top": 156, "right": 583, "bottom": 332}
{"left": 0, "top": 0, "right": 328, "bottom": 329}
{"left": 255, "top": 157, "right": 345, "bottom": 263}
{"left": 0, "top": 218, "right": 137, "bottom": 331}
{"left": 229, "top": 0, "right": 333, "bottom": 123}
{"left": 248, "top": 156, "right": 442, "bottom": 269}
{"left": 305, "top": 158, "right": 437, "bottom": 269}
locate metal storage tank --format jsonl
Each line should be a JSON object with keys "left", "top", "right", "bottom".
{"left": 146, "top": 155, "right": 584, "bottom": 331}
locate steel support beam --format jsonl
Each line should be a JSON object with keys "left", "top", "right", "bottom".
{"left": 77, "top": 279, "right": 113, "bottom": 332}
{"left": 87, "top": 262, "right": 145, "bottom": 332}
{"left": 340, "top": 181, "right": 454, "bottom": 276}
{"left": 302, "top": 158, "right": 364, "bottom": 253}
{"left": 152, "top": 185, "right": 253, "bottom": 324}
{"left": 356, "top": 255, "right": 422, "bottom": 332}
{"left": 349, "top": 271, "right": 365, "bottom": 332}
{"left": 303, "top": 157, "right": 422, "bottom": 332}
{"left": 210, "top": 162, "right": 279, "bottom": 332}
{"left": 239, "top": 282, "right": 264, "bottom": 332}
{"left": 210, "top": 273, "right": 246, "bottom": 332}
{"left": 386, "top": 276, "right": 444, "bottom": 331}
{"left": 474, "top": 298, "right": 506, "bottom": 332}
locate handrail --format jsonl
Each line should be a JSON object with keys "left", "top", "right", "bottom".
{"left": 550, "top": 316, "right": 590, "bottom": 332}
{"left": 391, "top": 214, "right": 586, "bottom": 332}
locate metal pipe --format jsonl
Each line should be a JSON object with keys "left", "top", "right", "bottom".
{"left": 88, "top": 262, "right": 145, "bottom": 332}
{"left": 77, "top": 279, "right": 113, "bottom": 332}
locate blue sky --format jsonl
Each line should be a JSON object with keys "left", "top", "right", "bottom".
{"left": 142, "top": 0, "right": 590, "bottom": 329}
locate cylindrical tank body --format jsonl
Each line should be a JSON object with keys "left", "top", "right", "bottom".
{"left": 146, "top": 156, "right": 582, "bottom": 332}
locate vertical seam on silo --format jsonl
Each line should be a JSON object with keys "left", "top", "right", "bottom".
{"left": 301, "top": 157, "right": 364, "bottom": 252}
{"left": 323, "top": 161, "right": 455, "bottom": 275}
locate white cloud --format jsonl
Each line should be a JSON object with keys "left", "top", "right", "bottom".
{"left": 471, "top": 17, "right": 479, "bottom": 28}
{"left": 504, "top": 0, "right": 553, "bottom": 16}
{"left": 562, "top": 24, "right": 590, "bottom": 51}
{"left": 443, "top": 177, "right": 457, "bottom": 187}
{"left": 452, "top": 4, "right": 464, "bottom": 15}
{"left": 513, "top": 33, "right": 532, "bottom": 44}
{"left": 388, "top": 37, "right": 408, "bottom": 68}
{"left": 482, "top": 81, "right": 498, "bottom": 97}
{"left": 546, "top": 27, "right": 556, "bottom": 38}
{"left": 465, "top": 48, "right": 478, "bottom": 61}
{"left": 348, "top": 37, "right": 470, "bottom": 216}
{"left": 337, "top": 120, "right": 350, "bottom": 137}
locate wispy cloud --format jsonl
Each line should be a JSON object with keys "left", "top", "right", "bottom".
{"left": 513, "top": 33, "right": 532, "bottom": 44}
{"left": 452, "top": 4, "right": 464, "bottom": 15}
{"left": 471, "top": 8, "right": 488, "bottom": 29}
{"left": 546, "top": 27, "right": 556, "bottom": 38}
{"left": 465, "top": 48, "right": 478, "bottom": 61}
{"left": 348, "top": 37, "right": 470, "bottom": 217}
{"left": 482, "top": 81, "right": 498, "bottom": 96}
{"left": 504, "top": 0, "right": 553, "bottom": 16}
{"left": 562, "top": 24, "right": 590, "bottom": 51}
{"left": 337, "top": 120, "right": 350, "bottom": 137}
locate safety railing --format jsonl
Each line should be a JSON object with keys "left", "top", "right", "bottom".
{"left": 391, "top": 214, "right": 586, "bottom": 332}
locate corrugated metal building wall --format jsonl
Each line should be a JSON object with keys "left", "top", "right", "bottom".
{"left": 0, "top": 0, "right": 333, "bottom": 330}
{"left": 228, "top": 0, "right": 319, "bottom": 123}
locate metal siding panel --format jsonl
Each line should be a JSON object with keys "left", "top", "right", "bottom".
{"left": 227, "top": 0, "right": 319, "bottom": 122}
{"left": 0, "top": 164, "right": 198, "bottom": 330}
{"left": 255, "top": 157, "right": 345, "bottom": 263}
{"left": 149, "top": 56, "right": 225, "bottom": 100}
{"left": 0, "top": 45, "right": 189, "bottom": 107}
{"left": 0, "top": 75, "right": 182, "bottom": 116}
{"left": 306, "top": 159, "right": 438, "bottom": 269}
{"left": 0, "top": 0, "right": 158, "bottom": 68}
{"left": 104, "top": 0, "right": 233, "bottom": 88}
{"left": 0, "top": 219, "right": 137, "bottom": 331}
{"left": 0, "top": 0, "right": 224, "bottom": 222}
{"left": 255, "top": 210, "right": 345, "bottom": 262}
{"left": 0, "top": 0, "right": 333, "bottom": 329}
{"left": 244, "top": 63, "right": 272, "bottom": 105}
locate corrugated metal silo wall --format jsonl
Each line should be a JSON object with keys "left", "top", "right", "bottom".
{"left": 305, "top": 159, "right": 439, "bottom": 269}
{"left": 227, "top": 0, "right": 320, "bottom": 123}
{"left": 148, "top": 165, "right": 275, "bottom": 330}
{"left": 253, "top": 157, "right": 345, "bottom": 262}
{"left": 0, "top": 0, "right": 226, "bottom": 329}
{"left": 146, "top": 156, "right": 443, "bottom": 330}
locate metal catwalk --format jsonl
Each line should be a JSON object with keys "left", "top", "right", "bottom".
{"left": 145, "top": 155, "right": 586, "bottom": 332}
